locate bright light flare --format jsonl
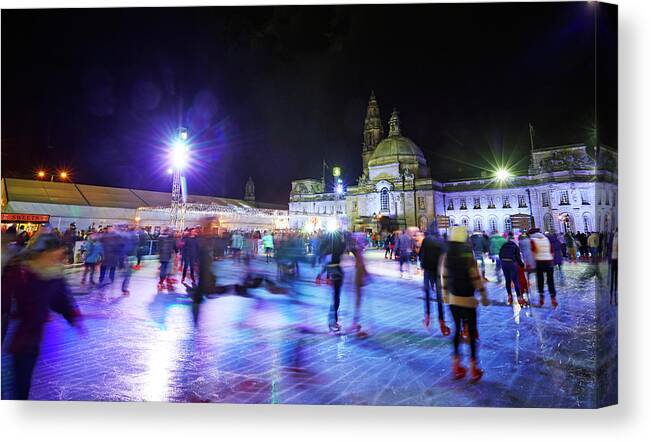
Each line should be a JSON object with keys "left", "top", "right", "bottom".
{"left": 37, "top": 171, "right": 45, "bottom": 178}
{"left": 326, "top": 218, "right": 339, "bottom": 232}
{"left": 495, "top": 169, "right": 511, "bottom": 181}
{"left": 335, "top": 184, "right": 344, "bottom": 194}
{"left": 60, "top": 171, "right": 68, "bottom": 179}
{"left": 170, "top": 140, "right": 189, "bottom": 170}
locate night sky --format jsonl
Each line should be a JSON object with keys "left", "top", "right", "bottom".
{"left": 1, "top": 2, "right": 617, "bottom": 205}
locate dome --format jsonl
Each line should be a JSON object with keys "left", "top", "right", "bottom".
{"left": 368, "top": 108, "right": 426, "bottom": 168}
{"left": 368, "top": 135, "right": 426, "bottom": 166}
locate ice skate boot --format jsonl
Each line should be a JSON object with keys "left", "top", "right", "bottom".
{"left": 550, "top": 296, "right": 558, "bottom": 309}
{"left": 423, "top": 314, "right": 431, "bottom": 329}
{"left": 539, "top": 294, "right": 545, "bottom": 307}
{"left": 470, "top": 358, "right": 484, "bottom": 383}
{"left": 439, "top": 319, "right": 451, "bottom": 336}
{"left": 507, "top": 294, "right": 513, "bottom": 305}
{"left": 452, "top": 356, "right": 467, "bottom": 380}
{"left": 517, "top": 296, "right": 526, "bottom": 306}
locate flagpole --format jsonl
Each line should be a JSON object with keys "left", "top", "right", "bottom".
{"left": 529, "top": 123, "right": 535, "bottom": 152}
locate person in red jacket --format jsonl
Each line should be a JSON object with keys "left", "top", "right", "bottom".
{"left": 1, "top": 233, "right": 85, "bottom": 399}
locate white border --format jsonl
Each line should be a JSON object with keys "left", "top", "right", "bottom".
{"left": 1, "top": 0, "right": 650, "bottom": 441}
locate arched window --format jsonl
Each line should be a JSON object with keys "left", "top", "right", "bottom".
{"left": 489, "top": 217, "right": 498, "bottom": 234}
{"left": 449, "top": 216, "right": 456, "bottom": 226}
{"left": 504, "top": 216, "right": 512, "bottom": 232}
{"left": 461, "top": 217, "right": 469, "bottom": 228}
{"left": 473, "top": 217, "right": 482, "bottom": 232}
{"left": 380, "top": 188, "right": 390, "bottom": 211}
{"left": 583, "top": 214, "right": 591, "bottom": 232}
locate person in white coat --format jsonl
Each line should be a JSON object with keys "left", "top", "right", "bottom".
{"left": 530, "top": 228, "right": 557, "bottom": 308}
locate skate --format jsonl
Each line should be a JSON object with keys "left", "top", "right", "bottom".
{"left": 551, "top": 296, "right": 558, "bottom": 309}
{"left": 157, "top": 282, "right": 165, "bottom": 292}
{"left": 122, "top": 290, "right": 130, "bottom": 296}
{"left": 423, "top": 314, "right": 431, "bottom": 329}
{"left": 470, "top": 358, "right": 484, "bottom": 383}
{"left": 507, "top": 294, "right": 513, "bottom": 305}
{"left": 328, "top": 322, "right": 342, "bottom": 333}
{"left": 439, "top": 319, "right": 451, "bottom": 336}
{"left": 452, "top": 356, "right": 467, "bottom": 380}
{"left": 539, "top": 294, "right": 545, "bottom": 307}
{"left": 315, "top": 276, "right": 321, "bottom": 285}
{"left": 517, "top": 296, "right": 527, "bottom": 306}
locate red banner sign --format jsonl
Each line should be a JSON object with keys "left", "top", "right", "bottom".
{"left": 1, "top": 213, "right": 50, "bottom": 223}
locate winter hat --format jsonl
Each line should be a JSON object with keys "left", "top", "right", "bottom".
{"left": 449, "top": 226, "right": 468, "bottom": 243}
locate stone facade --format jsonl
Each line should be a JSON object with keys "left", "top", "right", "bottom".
{"left": 289, "top": 93, "right": 618, "bottom": 234}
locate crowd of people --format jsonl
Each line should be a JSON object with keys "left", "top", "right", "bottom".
{"left": 1, "top": 217, "right": 618, "bottom": 398}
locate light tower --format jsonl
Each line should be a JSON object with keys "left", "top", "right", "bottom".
{"left": 170, "top": 127, "right": 189, "bottom": 231}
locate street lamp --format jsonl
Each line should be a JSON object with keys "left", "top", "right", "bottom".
{"left": 495, "top": 169, "right": 511, "bottom": 182}
{"left": 37, "top": 170, "right": 46, "bottom": 179}
{"left": 60, "top": 171, "right": 68, "bottom": 180}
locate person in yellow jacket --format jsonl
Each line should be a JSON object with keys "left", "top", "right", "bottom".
{"left": 441, "top": 226, "right": 489, "bottom": 383}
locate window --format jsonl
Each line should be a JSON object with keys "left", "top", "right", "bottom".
{"left": 461, "top": 217, "right": 469, "bottom": 227}
{"left": 447, "top": 199, "right": 454, "bottom": 210}
{"left": 580, "top": 190, "right": 590, "bottom": 205}
{"left": 606, "top": 191, "right": 610, "bottom": 205}
{"left": 489, "top": 217, "right": 498, "bottom": 234}
{"left": 473, "top": 217, "right": 482, "bottom": 232}
{"left": 543, "top": 213, "right": 553, "bottom": 233}
{"left": 417, "top": 196, "right": 426, "bottom": 211}
{"left": 353, "top": 200, "right": 358, "bottom": 212}
{"left": 487, "top": 196, "right": 496, "bottom": 209}
{"left": 560, "top": 190, "right": 570, "bottom": 205}
{"left": 504, "top": 217, "right": 512, "bottom": 232}
{"left": 460, "top": 198, "right": 467, "bottom": 210}
{"left": 473, "top": 197, "right": 481, "bottom": 209}
{"left": 380, "top": 188, "right": 390, "bottom": 211}
{"left": 502, "top": 195, "right": 511, "bottom": 208}
{"left": 542, "top": 191, "right": 550, "bottom": 207}
{"left": 518, "top": 195, "right": 527, "bottom": 208}
{"left": 449, "top": 216, "right": 456, "bottom": 226}
{"left": 583, "top": 214, "right": 591, "bottom": 232}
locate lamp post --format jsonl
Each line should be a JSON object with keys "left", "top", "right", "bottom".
{"left": 170, "top": 127, "right": 190, "bottom": 231}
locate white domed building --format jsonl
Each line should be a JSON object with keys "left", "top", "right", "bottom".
{"left": 289, "top": 92, "right": 617, "bottom": 236}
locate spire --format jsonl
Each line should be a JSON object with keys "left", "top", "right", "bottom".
{"left": 388, "top": 108, "right": 401, "bottom": 137}
{"left": 362, "top": 91, "right": 383, "bottom": 153}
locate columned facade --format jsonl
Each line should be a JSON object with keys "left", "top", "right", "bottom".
{"left": 289, "top": 93, "right": 618, "bottom": 235}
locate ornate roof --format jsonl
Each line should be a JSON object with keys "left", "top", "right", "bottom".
{"left": 368, "top": 109, "right": 426, "bottom": 167}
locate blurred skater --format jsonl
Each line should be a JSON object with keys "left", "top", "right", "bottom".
{"left": 419, "top": 223, "right": 449, "bottom": 335}
{"left": 1, "top": 234, "right": 85, "bottom": 399}
{"left": 441, "top": 226, "right": 489, "bottom": 383}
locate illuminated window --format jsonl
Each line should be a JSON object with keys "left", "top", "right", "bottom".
{"left": 487, "top": 196, "right": 496, "bottom": 209}
{"left": 518, "top": 195, "right": 527, "bottom": 208}
{"left": 504, "top": 217, "right": 512, "bottom": 232}
{"left": 447, "top": 199, "right": 454, "bottom": 210}
{"left": 502, "top": 195, "right": 511, "bottom": 208}
{"left": 583, "top": 214, "right": 591, "bottom": 232}
{"left": 473, "top": 197, "right": 481, "bottom": 209}
{"left": 560, "top": 190, "right": 570, "bottom": 205}
{"left": 380, "top": 188, "right": 390, "bottom": 211}
{"left": 460, "top": 198, "right": 467, "bottom": 210}
{"left": 542, "top": 191, "right": 550, "bottom": 207}
{"left": 489, "top": 217, "right": 498, "bottom": 234}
